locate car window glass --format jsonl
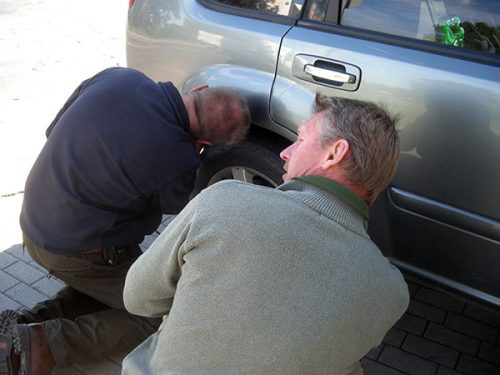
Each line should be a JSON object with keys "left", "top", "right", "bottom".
{"left": 303, "top": 0, "right": 330, "bottom": 21}
{"left": 339, "top": 0, "right": 500, "bottom": 55}
{"left": 216, "top": 0, "right": 304, "bottom": 17}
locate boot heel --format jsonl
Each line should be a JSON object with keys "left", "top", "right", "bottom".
{"left": 0, "top": 311, "right": 18, "bottom": 375}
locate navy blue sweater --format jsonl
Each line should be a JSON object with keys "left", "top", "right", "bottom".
{"left": 20, "top": 68, "right": 200, "bottom": 253}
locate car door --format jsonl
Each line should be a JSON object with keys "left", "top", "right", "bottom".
{"left": 270, "top": 0, "right": 500, "bottom": 306}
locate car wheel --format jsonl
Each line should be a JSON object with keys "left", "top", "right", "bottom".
{"left": 193, "top": 140, "right": 285, "bottom": 195}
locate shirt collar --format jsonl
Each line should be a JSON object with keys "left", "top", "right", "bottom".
{"left": 294, "top": 176, "right": 369, "bottom": 220}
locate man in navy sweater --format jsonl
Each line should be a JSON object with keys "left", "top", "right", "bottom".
{"left": 0, "top": 67, "right": 250, "bottom": 374}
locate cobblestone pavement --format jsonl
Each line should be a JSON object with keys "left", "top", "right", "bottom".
{"left": 1, "top": 195, "right": 500, "bottom": 374}
{"left": 363, "top": 275, "right": 500, "bottom": 375}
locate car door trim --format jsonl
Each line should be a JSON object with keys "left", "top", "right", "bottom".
{"left": 389, "top": 187, "right": 500, "bottom": 243}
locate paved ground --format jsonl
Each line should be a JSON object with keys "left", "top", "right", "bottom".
{"left": 363, "top": 276, "right": 500, "bottom": 375}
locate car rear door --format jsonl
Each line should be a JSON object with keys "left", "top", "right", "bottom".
{"left": 270, "top": 0, "right": 500, "bottom": 306}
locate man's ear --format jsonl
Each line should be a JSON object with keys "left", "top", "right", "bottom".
{"left": 322, "top": 139, "right": 350, "bottom": 169}
{"left": 191, "top": 84, "right": 209, "bottom": 92}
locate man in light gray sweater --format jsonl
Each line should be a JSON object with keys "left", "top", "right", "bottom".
{"left": 122, "top": 94, "right": 409, "bottom": 374}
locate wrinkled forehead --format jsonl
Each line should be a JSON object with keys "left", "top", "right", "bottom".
{"left": 299, "top": 111, "right": 326, "bottom": 134}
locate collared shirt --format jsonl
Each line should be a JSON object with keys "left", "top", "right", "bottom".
{"left": 294, "top": 176, "right": 369, "bottom": 220}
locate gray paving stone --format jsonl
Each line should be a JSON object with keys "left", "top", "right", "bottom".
{"left": 457, "top": 353, "right": 500, "bottom": 375}
{"left": 445, "top": 312, "right": 498, "bottom": 344}
{"left": 415, "top": 287, "right": 466, "bottom": 314}
{"left": 158, "top": 215, "right": 175, "bottom": 231}
{"left": 436, "top": 366, "right": 466, "bottom": 375}
{"left": 402, "top": 334, "right": 459, "bottom": 368}
{"left": 362, "top": 358, "right": 406, "bottom": 375}
{"left": 478, "top": 342, "right": 500, "bottom": 367}
{"left": 366, "top": 345, "right": 383, "bottom": 361}
{"left": 425, "top": 323, "right": 480, "bottom": 356}
{"left": 383, "top": 327, "right": 407, "bottom": 348}
{"left": 402, "top": 273, "right": 427, "bottom": 286}
{"left": 5, "top": 243, "right": 32, "bottom": 263}
{"left": 406, "top": 281, "right": 419, "bottom": 298}
{"left": 408, "top": 300, "right": 447, "bottom": 324}
{"left": 464, "top": 303, "right": 500, "bottom": 329}
{"left": 395, "top": 313, "right": 428, "bottom": 335}
{"left": 0, "top": 293, "right": 21, "bottom": 311}
{"left": 140, "top": 234, "right": 156, "bottom": 251}
{"left": 28, "top": 259, "right": 48, "bottom": 273}
{"left": 378, "top": 345, "right": 439, "bottom": 375}
{"left": 0, "top": 251, "right": 18, "bottom": 269}
{"left": 0, "top": 269, "right": 19, "bottom": 292}
{"left": 4, "top": 282, "right": 48, "bottom": 308}
{"left": 31, "top": 276, "right": 65, "bottom": 298}
{"left": 4, "top": 260, "right": 45, "bottom": 285}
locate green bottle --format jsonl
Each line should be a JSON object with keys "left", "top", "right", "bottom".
{"left": 439, "top": 16, "right": 465, "bottom": 47}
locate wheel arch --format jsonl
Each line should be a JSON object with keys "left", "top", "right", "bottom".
{"left": 179, "top": 65, "right": 297, "bottom": 143}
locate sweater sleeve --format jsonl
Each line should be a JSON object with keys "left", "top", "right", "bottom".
{"left": 123, "top": 195, "right": 198, "bottom": 317}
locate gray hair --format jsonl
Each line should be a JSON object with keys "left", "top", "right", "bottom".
{"left": 315, "top": 94, "right": 400, "bottom": 204}
{"left": 194, "top": 87, "right": 250, "bottom": 144}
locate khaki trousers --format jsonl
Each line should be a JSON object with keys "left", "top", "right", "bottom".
{"left": 22, "top": 234, "right": 161, "bottom": 367}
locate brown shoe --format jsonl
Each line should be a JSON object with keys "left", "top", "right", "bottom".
{"left": 13, "top": 324, "right": 55, "bottom": 375}
{"left": 0, "top": 310, "right": 20, "bottom": 374}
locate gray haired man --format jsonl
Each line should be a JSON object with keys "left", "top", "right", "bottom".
{"left": 122, "top": 94, "right": 409, "bottom": 374}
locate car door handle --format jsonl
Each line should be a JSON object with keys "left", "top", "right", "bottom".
{"left": 292, "top": 54, "right": 361, "bottom": 91}
{"left": 304, "top": 64, "right": 356, "bottom": 84}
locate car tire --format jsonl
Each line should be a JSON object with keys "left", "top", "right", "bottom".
{"left": 193, "top": 139, "right": 285, "bottom": 196}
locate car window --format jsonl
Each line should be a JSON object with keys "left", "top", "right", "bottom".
{"left": 336, "top": 0, "right": 500, "bottom": 55}
{"left": 303, "top": 0, "right": 330, "bottom": 21}
{"left": 216, "top": 0, "right": 304, "bottom": 17}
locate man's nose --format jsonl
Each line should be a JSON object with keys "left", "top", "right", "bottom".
{"left": 279, "top": 147, "right": 290, "bottom": 161}
{"left": 280, "top": 144, "right": 293, "bottom": 161}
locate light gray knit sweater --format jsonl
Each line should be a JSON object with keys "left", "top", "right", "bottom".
{"left": 122, "top": 179, "right": 409, "bottom": 375}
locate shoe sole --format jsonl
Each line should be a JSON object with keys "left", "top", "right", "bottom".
{"left": 14, "top": 325, "right": 31, "bottom": 375}
{"left": 0, "top": 311, "right": 18, "bottom": 375}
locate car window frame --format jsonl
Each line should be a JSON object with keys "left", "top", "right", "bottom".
{"left": 300, "top": 18, "right": 499, "bottom": 67}
{"left": 304, "top": 0, "right": 500, "bottom": 68}
{"left": 199, "top": 0, "right": 500, "bottom": 67}
{"left": 198, "top": 0, "right": 301, "bottom": 25}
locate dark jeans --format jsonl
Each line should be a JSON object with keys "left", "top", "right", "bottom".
{"left": 22, "top": 234, "right": 161, "bottom": 367}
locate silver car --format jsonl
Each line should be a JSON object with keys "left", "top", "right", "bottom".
{"left": 127, "top": 0, "right": 500, "bottom": 307}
